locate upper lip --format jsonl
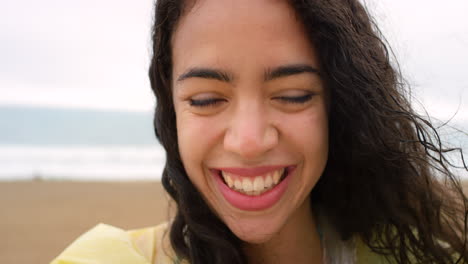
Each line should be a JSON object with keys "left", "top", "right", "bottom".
{"left": 211, "top": 165, "right": 290, "bottom": 177}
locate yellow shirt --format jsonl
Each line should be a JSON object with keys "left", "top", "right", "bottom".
{"left": 50, "top": 223, "right": 394, "bottom": 264}
{"left": 50, "top": 223, "right": 186, "bottom": 264}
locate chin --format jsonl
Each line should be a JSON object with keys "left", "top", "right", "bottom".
{"left": 223, "top": 216, "right": 283, "bottom": 244}
{"left": 233, "top": 228, "right": 276, "bottom": 244}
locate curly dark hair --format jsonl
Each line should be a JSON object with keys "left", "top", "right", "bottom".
{"left": 148, "top": 0, "right": 468, "bottom": 263}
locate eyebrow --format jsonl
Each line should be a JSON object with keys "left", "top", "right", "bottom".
{"left": 177, "top": 67, "right": 232, "bottom": 82}
{"left": 264, "top": 64, "right": 320, "bottom": 81}
{"left": 176, "top": 64, "right": 320, "bottom": 83}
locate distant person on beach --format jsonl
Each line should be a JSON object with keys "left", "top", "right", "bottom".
{"left": 51, "top": 0, "right": 468, "bottom": 263}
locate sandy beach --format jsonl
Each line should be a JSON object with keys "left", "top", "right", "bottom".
{"left": 2, "top": 180, "right": 467, "bottom": 264}
{"left": 1, "top": 181, "right": 173, "bottom": 264}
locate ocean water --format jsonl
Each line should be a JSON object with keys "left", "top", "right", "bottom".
{"left": 0, "top": 106, "right": 165, "bottom": 181}
{"left": 0, "top": 145, "right": 165, "bottom": 181}
{"left": 0, "top": 106, "right": 157, "bottom": 146}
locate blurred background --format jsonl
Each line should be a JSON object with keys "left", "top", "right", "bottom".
{"left": 0, "top": 0, "right": 467, "bottom": 263}
{"left": 1, "top": 0, "right": 164, "bottom": 181}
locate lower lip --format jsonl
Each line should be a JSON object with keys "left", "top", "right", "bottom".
{"left": 213, "top": 167, "right": 295, "bottom": 211}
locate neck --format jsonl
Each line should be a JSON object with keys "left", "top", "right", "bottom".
{"left": 243, "top": 200, "right": 323, "bottom": 264}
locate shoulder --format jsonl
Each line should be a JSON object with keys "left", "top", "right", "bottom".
{"left": 50, "top": 222, "right": 185, "bottom": 264}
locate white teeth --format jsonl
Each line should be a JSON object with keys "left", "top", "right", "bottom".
{"left": 273, "top": 169, "right": 282, "bottom": 184}
{"left": 221, "top": 168, "right": 287, "bottom": 196}
{"left": 234, "top": 179, "right": 242, "bottom": 190}
{"left": 265, "top": 175, "right": 273, "bottom": 188}
{"left": 253, "top": 176, "right": 264, "bottom": 192}
{"left": 225, "top": 175, "right": 233, "bottom": 188}
{"left": 242, "top": 179, "right": 253, "bottom": 192}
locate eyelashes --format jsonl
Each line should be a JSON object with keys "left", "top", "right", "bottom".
{"left": 273, "top": 94, "right": 314, "bottom": 104}
{"left": 188, "top": 94, "right": 314, "bottom": 108}
{"left": 189, "top": 98, "right": 226, "bottom": 107}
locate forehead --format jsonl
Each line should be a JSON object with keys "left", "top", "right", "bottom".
{"left": 171, "top": 0, "right": 319, "bottom": 78}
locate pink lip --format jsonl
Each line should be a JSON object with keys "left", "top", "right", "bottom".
{"left": 212, "top": 165, "right": 296, "bottom": 211}
{"left": 212, "top": 165, "right": 289, "bottom": 177}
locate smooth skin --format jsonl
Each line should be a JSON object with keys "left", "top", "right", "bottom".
{"left": 172, "top": 0, "right": 328, "bottom": 263}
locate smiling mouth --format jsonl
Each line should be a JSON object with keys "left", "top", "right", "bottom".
{"left": 216, "top": 167, "right": 289, "bottom": 196}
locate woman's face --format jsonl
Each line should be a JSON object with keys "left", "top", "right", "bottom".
{"left": 172, "top": 0, "right": 328, "bottom": 243}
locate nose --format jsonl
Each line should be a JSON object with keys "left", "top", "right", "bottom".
{"left": 223, "top": 99, "right": 278, "bottom": 160}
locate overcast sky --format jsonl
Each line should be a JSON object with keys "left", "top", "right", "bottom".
{"left": 1, "top": 0, "right": 467, "bottom": 126}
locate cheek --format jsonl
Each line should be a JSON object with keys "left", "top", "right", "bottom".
{"left": 176, "top": 111, "right": 224, "bottom": 181}
{"left": 303, "top": 109, "right": 328, "bottom": 161}
{"left": 305, "top": 109, "right": 328, "bottom": 150}
{"left": 177, "top": 114, "right": 203, "bottom": 170}
{"left": 177, "top": 116, "right": 207, "bottom": 193}
{"left": 278, "top": 106, "right": 328, "bottom": 146}
{"left": 276, "top": 107, "right": 328, "bottom": 169}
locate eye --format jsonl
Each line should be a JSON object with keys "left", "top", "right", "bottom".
{"left": 273, "top": 93, "right": 314, "bottom": 104}
{"left": 189, "top": 97, "right": 226, "bottom": 107}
